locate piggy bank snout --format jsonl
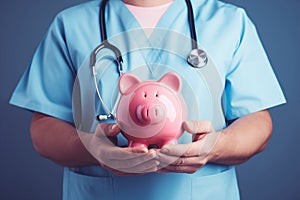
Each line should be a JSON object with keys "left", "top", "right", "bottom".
{"left": 136, "top": 104, "right": 165, "bottom": 125}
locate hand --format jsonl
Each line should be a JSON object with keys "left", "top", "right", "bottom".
{"left": 156, "top": 120, "right": 220, "bottom": 174}
{"left": 78, "top": 123, "right": 159, "bottom": 176}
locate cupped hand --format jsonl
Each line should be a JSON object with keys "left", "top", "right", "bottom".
{"left": 156, "top": 120, "right": 220, "bottom": 174}
{"left": 79, "top": 123, "right": 159, "bottom": 176}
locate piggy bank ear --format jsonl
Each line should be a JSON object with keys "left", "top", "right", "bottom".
{"left": 159, "top": 72, "right": 181, "bottom": 92}
{"left": 118, "top": 73, "right": 141, "bottom": 95}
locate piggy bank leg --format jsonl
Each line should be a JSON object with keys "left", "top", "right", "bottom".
{"left": 128, "top": 141, "right": 148, "bottom": 148}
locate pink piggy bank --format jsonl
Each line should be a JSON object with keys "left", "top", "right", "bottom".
{"left": 116, "top": 72, "right": 188, "bottom": 148}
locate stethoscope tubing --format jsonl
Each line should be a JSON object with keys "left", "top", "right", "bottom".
{"left": 185, "top": 0, "right": 198, "bottom": 50}
{"left": 91, "top": 41, "right": 124, "bottom": 76}
{"left": 92, "top": 0, "right": 207, "bottom": 121}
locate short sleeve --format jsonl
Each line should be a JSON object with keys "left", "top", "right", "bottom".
{"left": 223, "top": 9, "right": 286, "bottom": 120}
{"left": 10, "top": 14, "right": 76, "bottom": 123}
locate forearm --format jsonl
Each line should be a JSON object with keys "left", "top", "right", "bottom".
{"left": 30, "top": 112, "right": 98, "bottom": 167}
{"left": 208, "top": 110, "right": 273, "bottom": 165}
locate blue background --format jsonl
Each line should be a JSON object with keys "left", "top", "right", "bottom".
{"left": 0, "top": 0, "right": 299, "bottom": 199}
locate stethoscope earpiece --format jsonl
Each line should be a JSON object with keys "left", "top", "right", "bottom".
{"left": 187, "top": 49, "right": 208, "bottom": 68}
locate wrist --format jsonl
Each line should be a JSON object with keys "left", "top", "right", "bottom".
{"left": 204, "top": 131, "right": 223, "bottom": 163}
{"left": 69, "top": 132, "right": 100, "bottom": 166}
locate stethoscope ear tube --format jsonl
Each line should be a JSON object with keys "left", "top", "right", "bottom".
{"left": 185, "top": 0, "right": 198, "bottom": 50}
{"left": 96, "top": 0, "right": 124, "bottom": 74}
{"left": 91, "top": 41, "right": 124, "bottom": 75}
{"left": 100, "top": 0, "right": 109, "bottom": 41}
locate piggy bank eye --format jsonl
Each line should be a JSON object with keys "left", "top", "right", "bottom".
{"left": 155, "top": 92, "right": 159, "bottom": 98}
{"left": 143, "top": 92, "right": 147, "bottom": 98}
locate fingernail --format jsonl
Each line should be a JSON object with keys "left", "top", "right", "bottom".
{"left": 184, "top": 120, "right": 192, "bottom": 128}
{"left": 110, "top": 124, "right": 118, "bottom": 130}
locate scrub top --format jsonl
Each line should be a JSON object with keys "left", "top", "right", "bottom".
{"left": 10, "top": 0, "right": 286, "bottom": 199}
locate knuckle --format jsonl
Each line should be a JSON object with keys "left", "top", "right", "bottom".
{"left": 175, "top": 158, "right": 185, "bottom": 165}
{"left": 201, "top": 120, "right": 212, "bottom": 132}
{"left": 185, "top": 147, "right": 194, "bottom": 157}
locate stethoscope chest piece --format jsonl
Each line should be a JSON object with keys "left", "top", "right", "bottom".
{"left": 187, "top": 49, "right": 208, "bottom": 68}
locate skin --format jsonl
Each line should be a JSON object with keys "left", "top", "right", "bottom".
{"left": 30, "top": 0, "right": 273, "bottom": 175}
{"left": 31, "top": 112, "right": 158, "bottom": 175}
{"left": 31, "top": 110, "right": 272, "bottom": 175}
{"left": 156, "top": 110, "right": 272, "bottom": 174}
{"left": 122, "top": 0, "right": 173, "bottom": 7}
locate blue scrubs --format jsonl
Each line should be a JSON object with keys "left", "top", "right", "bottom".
{"left": 10, "top": 0, "right": 286, "bottom": 199}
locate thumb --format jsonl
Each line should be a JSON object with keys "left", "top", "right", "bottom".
{"left": 95, "top": 123, "right": 120, "bottom": 137}
{"left": 183, "top": 120, "right": 215, "bottom": 135}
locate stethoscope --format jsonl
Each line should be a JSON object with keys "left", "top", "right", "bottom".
{"left": 91, "top": 0, "right": 208, "bottom": 121}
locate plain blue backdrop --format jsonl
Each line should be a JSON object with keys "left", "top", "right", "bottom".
{"left": 0, "top": 0, "right": 299, "bottom": 199}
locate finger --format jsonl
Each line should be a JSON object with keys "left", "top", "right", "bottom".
{"left": 97, "top": 146, "right": 151, "bottom": 162}
{"left": 157, "top": 149, "right": 207, "bottom": 174}
{"left": 160, "top": 142, "right": 202, "bottom": 157}
{"left": 183, "top": 120, "right": 214, "bottom": 141}
{"left": 79, "top": 124, "right": 121, "bottom": 154}
{"left": 103, "top": 151, "right": 157, "bottom": 169}
{"left": 126, "top": 146, "right": 149, "bottom": 154}
{"left": 103, "top": 159, "right": 159, "bottom": 176}
{"left": 116, "top": 159, "right": 160, "bottom": 174}
{"left": 156, "top": 151, "right": 179, "bottom": 167}
{"left": 157, "top": 164, "right": 203, "bottom": 174}
{"left": 157, "top": 153, "right": 204, "bottom": 167}
{"left": 102, "top": 152, "right": 159, "bottom": 174}
{"left": 95, "top": 123, "right": 120, "bottom": 137}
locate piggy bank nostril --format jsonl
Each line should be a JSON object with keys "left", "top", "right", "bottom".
{"left": 155, "top": 107, "right": 160, "bottom": 117}
{"left": 135, "top": 105, "right": 149, "bottom": 123}
{"left": 152, "top": 105, "right": 164, "bottom": 119}
{"left": 142, "top": 107, "right": 150, "bottom": 121}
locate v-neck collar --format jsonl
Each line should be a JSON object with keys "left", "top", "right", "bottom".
{"left": 105, "top": 0, "right": 189, "bottom": 74}
{"left": 107, "top": 0, "right": 185, "bottom": 37}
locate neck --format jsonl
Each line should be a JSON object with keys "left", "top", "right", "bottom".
{"left": 122, "top": 0, "right": 173, "bottom": 7}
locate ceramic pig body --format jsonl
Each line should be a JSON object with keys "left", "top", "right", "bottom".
{"left": 116, "top": 72, "right": 188, "bottom": 148}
